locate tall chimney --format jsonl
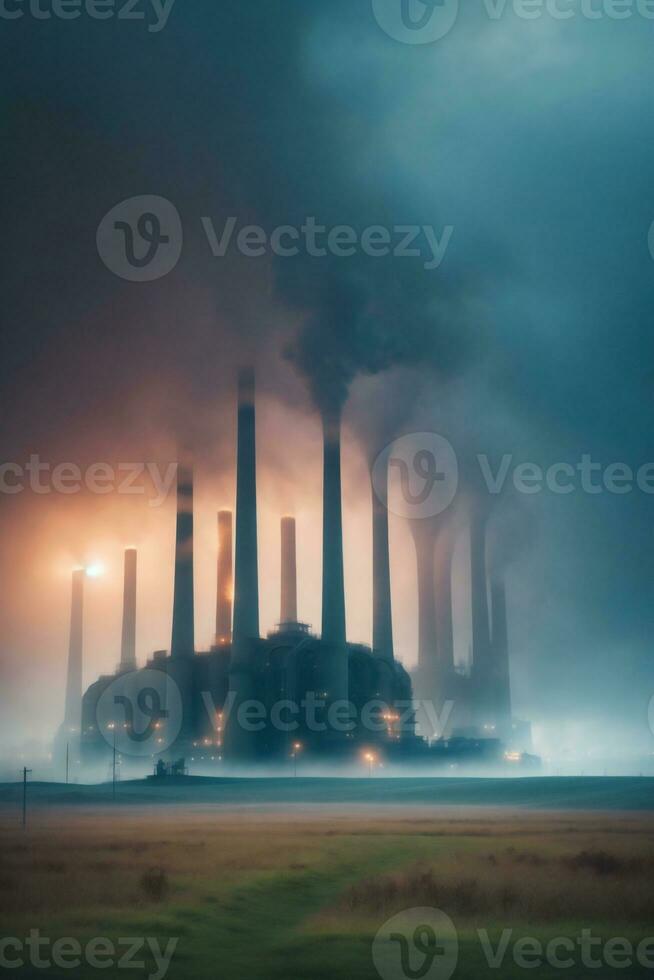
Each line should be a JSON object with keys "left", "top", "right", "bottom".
{"left": 411, "top": 523, "right": 438, "bottom": 676}
{"left": 280, "top": 516, "right": 297, "bottom": 624}
{"left": 170, "top": 464, "right": 195, "bottom": 657}
{"left": 371, "top": 467, "right": 394, "bottom": 664}
{"left": 216, "top": 510, "right": 233, "bottom": 645}
{"left": 490, "top": 578, "right": 512, "bottom": 727}
{"left": 63, "top": 568, "right": 84, "bottom": 732}
{"left": 232, "top": 367, "right": 259, "bottom": 648}
{"left": 119, "top": 549, "right": 137, "bottom": 671}
{"left": 321, "top": 411, "right": 346, "bottom": 647}
{"left": 470, "top": 506, "right": 492, "bottom": 722}
{"left": 434, "top": 528, "right": 454, "bottom": 676}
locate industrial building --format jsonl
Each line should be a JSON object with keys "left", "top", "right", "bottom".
{"left": 60, "top": 369, "right": 518, "bottom": 772}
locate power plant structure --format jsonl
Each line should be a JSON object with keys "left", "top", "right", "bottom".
{"left": 72, "top": 369, "right": 524, "bottom": 773}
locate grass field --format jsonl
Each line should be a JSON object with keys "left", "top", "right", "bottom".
{"left": 2, "top": 801, "right": 654, "bottom": 979}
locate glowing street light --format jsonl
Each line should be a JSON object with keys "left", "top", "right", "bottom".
{"left": 363, "top": 751, "right": 376, "bottom": 778}
{"left": 85, "top": 563, "right": 105, "bottom": 579}
{"left": 291, "top": 742, "right": 302, "bottom": 777}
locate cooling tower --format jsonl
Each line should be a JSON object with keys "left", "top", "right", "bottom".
{"left": 119, "top": 548, "right": 137, "bottom": 671}
{"left": 232, "top": 367, "right": 259, "bottom": 648}
{"left": 170, "top": 465, "right": 195, "bottom": 657}
{"left": 371, "top": 468, "right": 394, "bottom": 664}
{"left": 280, "top": 516, "right": 297, "bottom": 625}
{"left": 216, "top": 510, "right": 233, "bottom": 645}
{"left": 63, "top": 568, "right": 84, "bottom": 733}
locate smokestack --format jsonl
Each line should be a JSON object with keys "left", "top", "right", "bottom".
{"left": 411, "top": 523, "right": 438, "bottom": 675}
{"left": 170, "top": 465, "right": 195, "bottom": 657}
{"left": 280, "top": 516, "right": 297, "bottom": 625}
{"left": 434, "top": 528, "right": 454, "bottom": 676}
{"left": 470, "top": 507, "right": 492, "bottom": 721}
{"left": 119, "top": 549, "right": 137, "bottom": 671}
{"left": 371, "top": 467, "right": 394, "bottom": 663}
{"left": 490, "top": 578, "right": 512, "bottom": 726}
{"left": 321, "top": 412, "right": 346, "bottom": 647}
{"left": 233, "top": 367, "right": 260, "bottom": 647}
{"left": 224, "top": 370, "right": 260, "bottom": 760}
{"left": 216, "top": 510, "right": 233, "bottom": 645}
{"left": 63, "top": 568, "right": 84, "bottom": 732}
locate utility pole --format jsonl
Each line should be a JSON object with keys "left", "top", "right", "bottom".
{"left": 22, "top": 767, "right": 32, "bottom": 830}
{"left": 65, "top": 743, "right": 69, "bottom": 785}
{"left": 112, "top": 726, "right": 117, "bottom": 801}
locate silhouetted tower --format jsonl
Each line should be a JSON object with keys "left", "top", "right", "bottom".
{"left": 119, "top": 548, "right": 137, "bottom": 671}
{"left": 215, "top": 510, "right": 233, "bottom": 645}
{"left": 63, "top": 568, "right": 85, "bottom": 733}
{"left": 320, "top": 410, "right": 348, "bottom": 702}
{"left": 371, "top": 461, "right": 394, "bottom": 665}
{"left": 233, "top": 368, "right": 259, "bottom": 647}
{"left": 280, "top": 516, "right": 297, "bottom": 624}
{"left": 171, "top": 465, "right": 195, "bottom": 657}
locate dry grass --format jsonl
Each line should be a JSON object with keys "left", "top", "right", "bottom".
{"left": 329, "top": 837, "right": 654, "bottom": 924}
{"left": 2, "top": 805, "right": 654, "bottom": 932}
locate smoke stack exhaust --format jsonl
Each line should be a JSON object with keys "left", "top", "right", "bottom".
{"left": 63, "top": 568, "right": 84, "bottom": 733}
{"left": 119, "top": 548, "right": 137, "bottom": 671}
{"left": 170, "top": 465, "right": 195, "bottom": 657}
{"left": 371, "top": 467, "right": 394, "bottom": 663}
{"left": 280, "top": 516, "right": 297, "bottom": 625}
{"left": 233, "top": 367, "right": 260, "bottom": 648}
{"left": 216, "top": 510, "right": 233, "bottom": 645}
{"left": 321, "top": 412, "right": 346, "bottom": 647}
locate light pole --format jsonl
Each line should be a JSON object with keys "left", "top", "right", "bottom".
{"left": 364, "top": 752, "right": 376, "bottom": 778}
{"left": 65, "top": 742, "right": 69, "bottom": 785}
{"left": 292, "top": 742, "right": 302, "bottom": 777}
{"left": 22, "top": 767, "right": 32, "bottom": 830}
{"left": 108, "top": 723, "right": 117, "bottom": 800}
